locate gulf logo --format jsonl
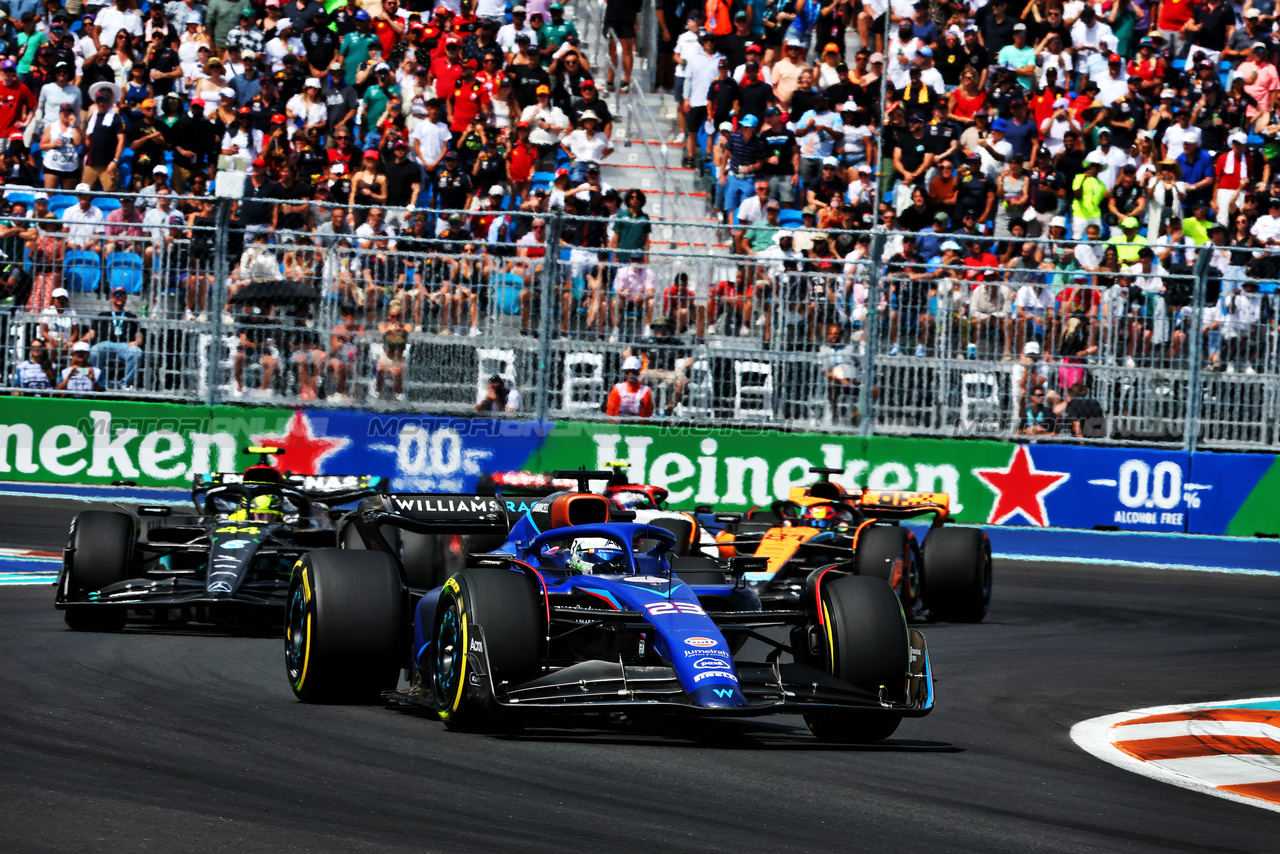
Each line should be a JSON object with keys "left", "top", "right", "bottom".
{"left": 1073, "top": 697, "right": 1280, "bottom": 813}
{"left": 686, "top": 637, "right": 717, "bottom": 648}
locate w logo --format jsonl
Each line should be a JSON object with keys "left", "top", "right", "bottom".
{"left": 712, "top": 688, "right": 734, "bottom": 698}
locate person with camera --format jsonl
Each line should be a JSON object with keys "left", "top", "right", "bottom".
{"left": 57, "top": 341, "right": 105, "bottom": 394}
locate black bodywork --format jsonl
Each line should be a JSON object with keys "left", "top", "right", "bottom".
{"left": 55, "top": 474, "right": 386, "bottom": 627}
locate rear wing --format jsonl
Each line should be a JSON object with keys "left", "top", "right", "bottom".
{"left": 360, "top": 493, "right": 512, "bottom": 534}
{"left": 854, "top": 490, "right": 951, "bottom": 522}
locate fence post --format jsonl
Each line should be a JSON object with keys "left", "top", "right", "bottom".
{"left": 204, "top": 197, "right": 232, "bottom": 406}
{"left": 860, "top": 228, "right": 885, "bottom": 436}
{"left": 1184, "top": 242, "right": 1212, "bottom": 454}
{"left": 535, "top": 208, "right": 566, "bottom": 423}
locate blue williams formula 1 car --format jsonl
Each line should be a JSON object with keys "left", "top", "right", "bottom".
{"left": 55, "top": 448, "right": 386, "bottom": 632}
{"left": 285, "top": 482, "right": 935, "bottom": 742}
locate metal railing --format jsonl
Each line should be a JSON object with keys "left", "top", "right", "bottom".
{"left": 4, "top": 193, "right": 1280, "bottom": 452}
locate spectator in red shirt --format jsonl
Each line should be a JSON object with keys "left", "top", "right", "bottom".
{"left": 326, "top": 127, "right": 360, "bottom": 169}
{"left": 661, "top": 271, "right": 705, "bottom": 339}
{"left": 1213, "top": 131, "right": 1252, "bottom": 226}
{"left": 0, "top": 59, "right": 36, "bottom": 139}
{"left": 431, "top": 38, "right": 466, "bottom": 96}
{"left": 373, "top": 0, "right": 406, "bottom": 57}
{"left": 962, "top": 238, "right": 999, "bottom": 286}
{"left": 1127, "top": 37, "right": 1166, "bottom": 94}
{"left": 448, "top": 61, "right": 489, "bottom": 137}
{"left": 507, "top": 120, "right": 537, "bottom": 199}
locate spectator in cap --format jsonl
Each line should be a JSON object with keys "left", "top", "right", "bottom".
{"left": 519, "top": 83, "right": 568, "bottom": 169}
{"left": 0, "top": 58, "right": 34, "bottom": 140}
{"left": 1177, "top": 125, "right": 1216, "bottom": 211}
{"left": 1212, "top": 131, "right": 1253, "bottom": 226}
{"left": 287, "top": 76, "right": 327, "bottom": 138}
{"left": 1072, "top": 5, "right": 1117, "bottom": 82}
{"left": 561, "top": 109, "right": 613, "bottom": 182}
{"left": 1072, "top": 152, "right": 1108, "bottom": 239}
{"left": 361, "top": 61, "right": 401, "bottom": 139}
{"left": 772, "top": 35, "right": 813, "bottom": 109}
{"left": 39, "top": 100, "right": 81, "bottom": 190}
{"left": 1237, "top": 42, "right": 1280, "bottom": 119}
{"left": 35, "top": 59, "right": 79, "bottom": 144}
{"left": 339, "top": 8, "right": 381, "bottom": 81}
{"left": 225, "top": 8, "right": 266, "bottom": 56}
{"left": 58, "top": 341, "right": 105, "bottom": 394}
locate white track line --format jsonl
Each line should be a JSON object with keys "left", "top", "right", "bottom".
{"left": 1072, "top": 697, "right": 1280, "bottom": 814}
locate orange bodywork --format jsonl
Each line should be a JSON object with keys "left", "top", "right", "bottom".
{"left": 753, "top": 527, "right": 822, "bottom": 575}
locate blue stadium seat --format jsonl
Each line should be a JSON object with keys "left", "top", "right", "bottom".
{"left": 493, "top": 273, "right": 523, "bottom": 315}
{"left": 106, "top": 252, "right": 145, "bottom": 294}
{"left": 65, "top": 250, "right": 102, "bottom": 293}
{"left": 4, "top": 190, "right": 34, "bottom": 207}
{"left": 777, "top": 209, "right": 804, "bottom": 226}
{"left": 532, "top": 170, "right": 555, "bottom": 184}
{"left": 92, "top": 197, "right": 122, "bottom": 214}
{"left": 47, "top": 194, "right": 76, "bottom": 216}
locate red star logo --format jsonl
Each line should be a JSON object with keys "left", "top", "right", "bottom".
{"left": 252, "top": 411, "right": 349, "bottom": 476}
{"left": 973, "top": 446, "right": 1069, "bottom": 527}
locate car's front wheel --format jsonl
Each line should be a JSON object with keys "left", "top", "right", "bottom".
{"left": 431, "top": 568, "right": 542, "bottom": 731}
{"left": 62, "top": 511, "right": 134, "bottom": 632}
{"left": 801, "top": 573, "right": 909, "bottom": 743}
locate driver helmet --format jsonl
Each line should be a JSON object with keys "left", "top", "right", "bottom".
{"left": 609, "top": 490, "right": 658, "bottom": 510}
{"left": 242, "top": 494, "right": 283, "bottom": 522}
{"left": 567, "top": 537, "right": 625, "bottom": 574}
{"left": 803, "top": 503, "right": 845, "bottom": 531}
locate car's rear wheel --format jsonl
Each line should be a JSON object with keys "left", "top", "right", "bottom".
{"left": 401, "top": 531, "right": 449, "bottom": 590}
{"left": 921, "top": 527, "right": 991, "bottom": 623}
{"left": 286, "top": 550, "right": 405, "bottom": 703}
{"left": 802, "top": 574, "right": 909, "bottom": 743}
{"left": 63, "top": 511, "right": 134, "bottom": 632}
{"left": 431, "top": 568, "right": 542, "bottom": 731}
{"left": 856, "top": 525, "right": 918, "bottom": 609}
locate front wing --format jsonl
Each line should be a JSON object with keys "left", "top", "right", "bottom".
{"left": 407, "top": 617, "right": 932, "bottom": 718}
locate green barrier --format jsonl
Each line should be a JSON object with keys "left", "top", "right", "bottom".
{"left": 0, "top": 398, "right": 294, "bottom": 487}
{"left": 528, "top": 422, "right": 1012, "bottom": 523}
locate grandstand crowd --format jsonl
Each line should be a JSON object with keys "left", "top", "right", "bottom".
{"left": 0, "top": 0, "right": 1278, "bottom": 419}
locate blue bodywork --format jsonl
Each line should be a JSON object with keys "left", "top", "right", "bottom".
{"left": 412, "top": 514, "right": 756, "bottom": 710}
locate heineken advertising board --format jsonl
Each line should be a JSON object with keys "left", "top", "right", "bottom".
{"left": 0, "top": 398, "right": 1275, "bottom": 536}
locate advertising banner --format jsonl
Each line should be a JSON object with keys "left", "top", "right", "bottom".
{"left": 528, "top": 424, "right": 1219, "bottom": 534}
{"left": 1, "top": 398, "right": 1276, "bottom": 536}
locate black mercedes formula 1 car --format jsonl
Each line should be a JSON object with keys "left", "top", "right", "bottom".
{"left": 54, "top": 448, "right": 386, "bottom": 631}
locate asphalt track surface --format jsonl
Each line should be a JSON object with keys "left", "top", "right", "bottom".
{"left": 2, "top": 496, "right": 1279, "bottom": 853}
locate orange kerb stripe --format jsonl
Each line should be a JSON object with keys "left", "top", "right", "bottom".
{"left": 1218, "top": 781, "right": 1280, "bottom": 804}
{"left": 1117, "top": 709, "right": 1280, "bottom": 728}
{"left": 1114, "top": 735, "right": 1280, "bottom": 762}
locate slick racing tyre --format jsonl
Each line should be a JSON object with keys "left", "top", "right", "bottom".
{"left": 921, "top": 527, "right": 991, "bottom": 623}
{"left": 803, "top": 574, "right": 909, "bottom": 743}
{"left": 286, "top": 550, "right": 405, "bottom": 703}
{"left": 856, "top": 526, "right": 918, "bottom": 609}
{"left": 63, "top": 511, "right": 134, "bottom": 632}
{"left": 400, "top": 532, "right": 449, "bottom": 591}
{"left": 431, "top": 568, "right": 542, "bottom": 731}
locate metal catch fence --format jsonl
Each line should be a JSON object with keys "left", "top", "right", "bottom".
{"left": 3, "top": 192, "right": 1280, "bottom": 453}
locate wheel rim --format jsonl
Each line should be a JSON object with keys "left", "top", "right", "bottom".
{"left": 286, "top": 582, "right": 308, "bottom": 685}
{"left": 433, "top": 598, "right": 463, "bottom": 706}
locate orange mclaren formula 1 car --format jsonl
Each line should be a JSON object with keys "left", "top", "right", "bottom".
{"left": 694, "top": 467, "right": 992, "bottom": 622}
